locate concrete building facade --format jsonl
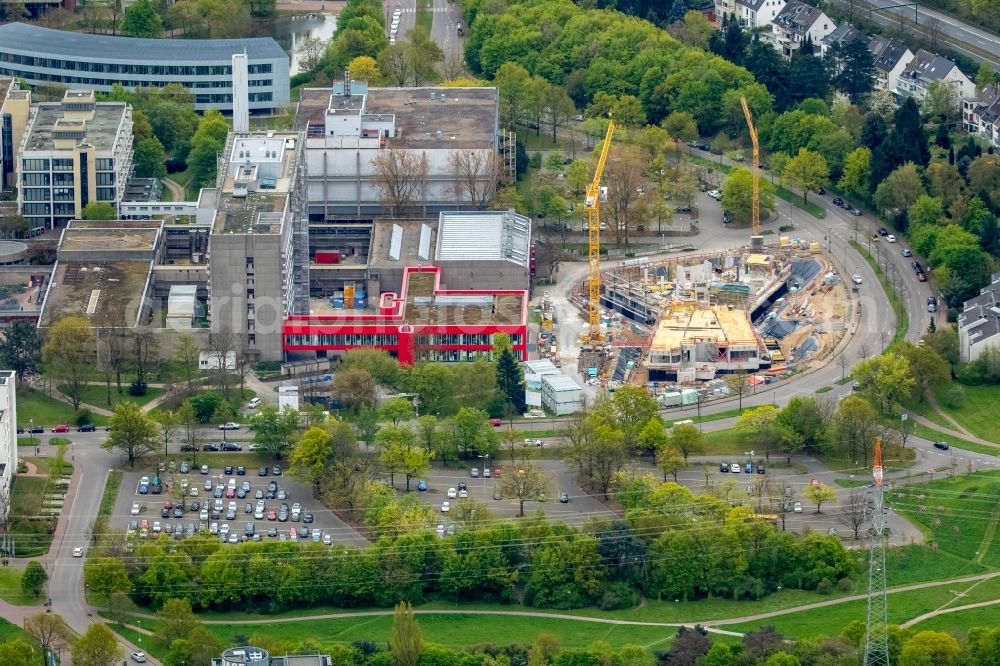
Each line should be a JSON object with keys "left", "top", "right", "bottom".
{"left": 869, "top": 36, "right": 914, "bottom": 94}
{"left": 647, "top": 305, "right": 763, "bottom": 381}
{"left": 0, "top": 371, "right": 14, "bottom": 522}
{"left": 0, "top": 23, "right": 289, "bottom": 113}
{"left": 17, "top": 90, "right": 133, "bottom": 229}
{"left": 1, "top": 79, "right": 32, "bottom": 194}
{"left": 206, "top": 132, "right": 303, "bottom": 361}
{"left": 295, "top": 80, "right": 501, "bottom": 220}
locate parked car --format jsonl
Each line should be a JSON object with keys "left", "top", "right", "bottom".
{"left": 719, "top": 462, "right": 729, "bottom": 472}
{"left": 416, "top": 480, "right": 427, "bottom": 491}
{"left": 130, "top": 502, "right": 140, "bottom": 515}
{"left": 28, "top": 425, "right": 44, "bottom": 434}
{"left": 917, "top": 272, "right": 927, "bottom": 281}
{"left": 202, "top": 444, "right": 219, "bottom": 452}
{"left": 886, "top": 234, "right": 896, "bottom": 243}
{"left": 559, "top": 492, "right": 570, "bottom": 503}
{"left": 131, "top": 651, "right": 147, "bottom": 663}
{"left": 447, "top": 487, "right": 458, "bottom": 499}
{"left": 51, "top": 424, "right": 69, "bottom": 433}
{"left": 878, "top": 227, "right": 889, "bottom": 236}
{"left": 870, "top": 234, "right": 880, "bottom": 242}
{"left": 757, "top": 464, "right": 766, "bottom": 474}
{"left": 77, "top": 423, "right": 96, "bottom": 432}
{"left": 730, "top": 463, "right": 741, "bottom": 473}
{"left": 793, "top": 502, "right": 803, "bottom": 513}
{"left": 489, "top": 418, "right": 502, "bottom": 427}
{"left": 707, "top": 189, "right": 722, "bottom": 200}
{"left": 180, "top": 444, "right": 197, "bottom": 452}
{"left": 832, "top": 197, "right": 844, "bottom": 206}
{"left": 224, "top": 466, "right": 233, "bottom": 475}
{"left": 441, "top": 501, "right": 450, "bottom": 512}
{"left": 272, "top": 466, "right": 282, "bottom": 476}
{"left": 928, "top": 297, "right": 937, "bottom": 313}
{"left": 852, "top": 274, "right": 863, "bottom": 285}
{"left": 221, "top": 443, "right": 242, "bottom": 451}
{"left": 483, "top": 468, "right": 492, "bottom": 478}
{"left": 237, "top": 466, "right": 246, "bottom": 476}
{"left": 248, "top": 397, "right": 261, "bottom": 409}
{"left": 219, "top": 422, "right": 241, "bottom": 430}
{"left": 470, "top": 468, "right": 480, "bottom": 478}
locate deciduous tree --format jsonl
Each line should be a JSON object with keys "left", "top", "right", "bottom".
{"left": 392, "top": 601, "right": 422, "bottom": 666}
{"left": 722, "top": 167, "right": 776, "bottom": 226}
{"left": 101, "top": 401, "right": 158, "bottom": 468}
{"left": 781, "top": 148, "right": 829, "bottom": 205}
{"left": 371, "top": 148, "right": 427, "bottom": 217}
{"left": 150, "top": 409, "right": 180, "bottom": 457}
{"left": 332, "top": 368, "right": 377, "bottom": 413}
{"left": 499, "top": 463, "right": 552, "bottom": 516}
{"left": 120, "top": 0, "right": 164, "bottom": 37}
{"left": 668, "top": 423, "right": 704, "bottom": 461}
{"left": 853, "top": 352, "right": 915, "bottom": 414}
{"left": 23, "top": 612, "right": 72, "bottom": 658}
{"left": 81, "top": 202, "right": 117, "bottom": 220}
{"left": 42, "top": 316, "right": 94, "bottom": 410}
{"left": 804, "top": 482, "right": 836, "bottom": 514}
{"left": 20, "top": 561, "right": 47, "bottom": 598}
{"left": 83, "top": 557, "right": 131, "bottom": 607}
{"left": 71, "top": 624, "right": 122, "bottom": 666}
{"left": 0, "top": 320, "right": 41, "bottom": 383}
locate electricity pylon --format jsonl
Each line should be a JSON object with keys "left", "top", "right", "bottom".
{"left": 863, "top": 437, "right": 890, "bottom": 666}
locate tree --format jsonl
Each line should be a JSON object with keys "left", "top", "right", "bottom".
{"left": 249, "top": 405, "right": 299, "bottom": 459}
{"left": 657, "top": 443, "right": 687, "bottom": 482}
{"left": 724, "top": 373, "right": 751, "bottom": 411}
{"left": 380, "top": 397, "right": 414, "bottom": 426}
{"left": 0, "top": 212, "right": 30, "bottom": 239}
{"left": 449, "top": 149, "right": 500, "bottom": 209}
{"left": 922, "top": 81, "right": 959, "bottom": 121}
{"left": 494, "top": 333, "right": 526, "bottom": 415}
{"left": 84, "top": 557, "right": 131, "bottom": 607}
{"left": 874, "top": 163, "right": 927, "bottom": 215}
{"left": 23, "top": 612, "right": 72, "bottom": 659}
{"left": 831, "top": 37, "right": 875, "bottom": 103}
{"left": 722, "top": 167, "right": 776, "bottom": 225}
{"left": 776, "top": 396, "right": 824, "bottom": 455}
{"left": 42, "top": 316, "right": 94, "bottom": 411}
{"left": 566, "top": 159, "right": 590, "bottom": 197}
{"left": 120, "top": 0, "right": 164, "bottom": 37}
{"left": 332, "top": 368, "right": 377, "bottom": 413}
{"left": 20, "top": 560, "right": 47, "bottom": 598}
{"left": 102, "top": 401, "right": 158, "bottom": 468}
{"left": 134, "top": 137, "right": 167, "bottom": 179}
{"left": 638, "top": 418, "right": 668, "bottom": 459}
{"left": 187, "top": 109, "right": 230, "bottom": 187}
{"left": 668, "top": 423, "right": 704, "bottom": 461}
{"left": 735, "top": 404, "right": 783, "bottom": 461}
{"left": 163, "top": 625, "right": 224, "bottom": 666}
{"left": 499, "top": 463, "right": 552, "bottom": 516}
{"left": 976, "top": 62, "right": 999, "bottom": 88}
{"left": 838, "top": 488, "right": 869, "bottom": 540}
{"left": 341, "top": 348, "right": 400, "bottom": 386}
{"left": 898, "top": 342, "right": 949, "bottom": 402}
{"left": 172, "top": 333, "right": 200, "bottom": 392}
{"left": 392, "top": 601, "right": 422, "bottom": 666}
{"left": 833, "top": 395, "right": 881, "bottom": 465}
{"left": 289, "top": 425, "right": 334, "bottom": 494}
{"left": 899, "top": 631, "right": 961, "bottom": 666}
{"left": 662, "top": 111, "right": 700, "bottom": 142}
{"left": 371, "top": 148, "right": 427, "bottom": 216}
{"left": 564, "top": 413, "right": 628, "bottom": 499}
{"left": 853, "top": 353, "right": 915, "bottom": 414}
{"left": 348, "top": 54, "right": 381, "bottom": 81}
{"left": 781, "top": 148, "right": 829, "bottom": 205}
{"left": 150, "top": 408, "right": 180, "bottom": 457}
{"left": 838, "top": 147, "right": 872, "bottom": 202}
{"left": 0, "top": 320, "right": 41, "bottom": 383}
{"left": 154, "top": 597, "right": 200, "bottom": 645}
{"left": 71, "top": 624, "right": 122, "bottom": 666}
{"left": 604, "top": 144, "right": 649, "bottom": 250}
{"left": 804, "top": 482, "right": 836, "bottom": 514}
{"left": 81, "top": 202, "right": 117, "bottom": 220}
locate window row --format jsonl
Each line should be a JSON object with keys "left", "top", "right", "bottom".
{"left": 0, "top": 53, "right": 273, "bottom": 76}
{"left": 413, "top": 333, "right": 523, "bottom": 346}
{"left": 0, "top": 68, "right": 274, "bottom": 95}
{"left": 284, "top": 333, "right": 399, "bottom": 347}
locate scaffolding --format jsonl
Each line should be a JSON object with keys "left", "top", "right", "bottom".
{"left": 499, "top": 129, "right": 517, "bottom": 185}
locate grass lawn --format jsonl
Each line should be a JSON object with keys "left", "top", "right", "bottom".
{"left": 415, "top": 0, "right": 433, "bottom": 33}
{"left": 16, "top": 437, "right": 36, "bottom": 447}
{"left": 16, "top": 387, "right": 108, "bottom": 428}
{"left": 61, "top": 383, "right": 166, "bottom": 410}
{"left": 891, "top": 471, "right": 1000, "bottom": 567}
{"left": 909, "top": 422, "right": 998, "bottom": 456}
{"left": 0, "top": 618, "right": 39, "bottom": 648}
{"left": 0, "top": 565, "right": 43, "bottom": 606}
{"left": 927, "top": 383, "right": 1000, "bottom": 443}
{"left": 98, "top": 471, "right": 123, "bottom": 519}
{"left": 850, "top": 241, "right": 908, "bottom": 349}
{"left": 7, "top": 476, "right": 56, "bottom": 558}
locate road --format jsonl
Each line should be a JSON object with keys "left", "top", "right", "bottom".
{"left": 828, "top": 0, "right": 1000, "bottom": 68}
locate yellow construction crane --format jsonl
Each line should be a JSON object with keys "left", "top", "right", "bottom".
{"left": 740, "top": 96, "right": 761, "bottom": 237}
{"left": 585, "top": 118, "right": 616, "bottom": 343}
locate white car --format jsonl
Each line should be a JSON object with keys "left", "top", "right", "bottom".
{"left": 190, "top": 487, "right": 199, "bottom": 497}
{"left": 446, "top": 487, "right": 457, "bottom": 499}
{"left": 247, "top": 397, "right": 261, "bottom": 409}
{"left": 254, "top": 510, "right": 265, "bottom": 520}
{"left": 72, "top": 546, "right": 84, "bottom": 558}
{"left": 210, "top": 522, "right": 219, "bottom": 534}
{"left": 130, "top": 652, "right": 147, "bottom": 663}
{"left": 483, "top": 468, "right": 492, "bottom": 478}
{"left": 886, "top": 235, "right": 896, "bottom": 243}
{"left": 458, "top": 489, "right": 468, "bottom": 499}
{"left": 323, "top": 533, "right": 333, "bottom": 545}
{"left": 219, "top": 422, "right": 241, "bottom": 430}
{"left": 793, "top": 501, "right": 803, "bottom": 513}
{"left": 200, "top": 509, "right": 209, "bottom": 521}
{"left": 707, "top": 189, "right": 722, "bottom": 200}
{"left": 130, "top": 503, "right": 140, "bottom": 516}
{"left": 220, "top": 524, "right": 230, "bottom": 536}
{"left": 852, "top": 274, "right": 863, "bottom": 285}
{"left": 524, "top": 438, "right": 543, "bottom": 447}
{"left": 441, "top": 501, "right": 450, "bottom": 512}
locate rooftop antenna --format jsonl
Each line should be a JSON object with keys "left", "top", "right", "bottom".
{"left": 343, "top": 70, "right": 351, "bottom": 99}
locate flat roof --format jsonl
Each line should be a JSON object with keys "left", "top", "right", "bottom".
{"left": 542, "top": 374, "right": 582, "bottom": 391}
{"left": 651, "top": 306, "right": 758, "bottom": 352}
{"left": 436, "top": 210, "right": 530, "bottom": 265}
{"left": 41, "top": 260, "right": 152, "bottom": 327}
{"left": 370, "top": 220, "right": 435, "bottom": 265}
{"left": 0, "top": 22, "right": 287, "bottom": 62}
{"left": 402, "top": 270, "right": 523, "bottom": 325}
{"left": 24, "top": 102, "right": 127, "bottom": 152}
{"left": 296, "top": 86, "right": 498, "bottom": 149}
{"left": 58, "top": 226, "right": 158, "bottom": 254}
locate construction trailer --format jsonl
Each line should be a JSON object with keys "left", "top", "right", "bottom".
{"left": 541, "top": 374, "right": 583, "bottom": 415}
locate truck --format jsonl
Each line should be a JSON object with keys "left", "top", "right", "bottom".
{"left": 456, "top": 22, "right": 463, "bottom": 36}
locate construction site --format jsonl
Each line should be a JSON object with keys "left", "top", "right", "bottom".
{"left": 568, "top": 237, "right": 852, "bottom": 394}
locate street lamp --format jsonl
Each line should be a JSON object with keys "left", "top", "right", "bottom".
{"left": 478, "top": 454, "right": 489, "bottom": 496}
{"left": 31, "top": 418, "right": 37, "bottom": 455}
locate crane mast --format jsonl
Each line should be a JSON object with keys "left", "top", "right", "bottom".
{"left": 740, "top": 97, "right": 761, "bottom": 237}
{"left": 585, "top": 119, "right": 616, "bottom": 342}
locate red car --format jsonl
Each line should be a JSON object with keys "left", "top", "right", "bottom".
{"left": 267, "top": 509, "right": 277, "bottom": 521}
{"left": 917, "top": 272, "right": 927, "bottom": 282}
{"left": 225, "top": 488, "right": 236, "bottom": 498}
{"left": 489, "top": 418, "right": 502, "bottom": 427}
{"left": 51, "top": 424, "right": 70, "bottom": 433}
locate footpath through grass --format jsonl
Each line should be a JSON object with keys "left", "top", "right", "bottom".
{"left": 849, "top": 240, "right": 908, "bottom": 349}
{"left": 0, "top": 565, "right": 43, "bottom": 606}
{"left": 60, "top": 383, "right": 166, "bottom": 411}
{"left": 16, "top": 387, "right": 109, "bottom": 428}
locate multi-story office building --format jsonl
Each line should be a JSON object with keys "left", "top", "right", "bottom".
{"left": 0, "top": 371, "right": 16, "bottom": 522}
{"left": 17, "top": 90, "right": 133, "bottom": 230}
{"left": 206, "top": 131, "right": 304, "bottom": 360}
{"left": 0, "top": 23, "right": 289, "bottom": 113}
{"left": 0, "top": 79, "right": 31, "bottom": 193}
{"left": 295, "top": 79, "right": 504, "bottom": 220}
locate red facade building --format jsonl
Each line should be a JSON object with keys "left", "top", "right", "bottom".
{"left": 283, "top": 266, "right": 527, "bottom": 364}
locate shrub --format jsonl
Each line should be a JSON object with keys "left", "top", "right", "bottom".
{"left": 836, "top": 577, "right": 854, "bottom": 592}
{"left": 129, "top": 380, "right": 148, "bottom": 396}
{"left": 815, "top": 579, "right": 833, "bottom": 595}
{"left": 597, "top": 581, "right": 640, "bottom": 610}
{"left": 75, "top": 408, "right": 93, "bottom": 427}
{"left": 942, "top": 384, "right": 965, "bottom": 409}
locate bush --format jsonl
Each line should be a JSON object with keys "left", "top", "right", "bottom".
{"left": 779, "top": 224, "right": 794, "bottom": 232}
{"left": 75, "top": 408, "right": 93, "bottom": 427}
{"left": 49, "top": 437, "right": 71, "bottom": 447}
{"left": 597, "top": 581, "right": 640, "bottom": 610}
{"left": 129, "top": 380, "right": 148, "bottom": 396}
{"left": 815, "top": 579, "right": 833, "bottom": 595}
{"left": 836, "top": 577, "right": 854, "bottom": 592}
{"left": 189, "top": 391, "right": 224, "bottom": 423}
{"left": 529, "top": 153, "right": 542, "bottom": 169}
{"left": 942, "top": 384, "right": 966, "bottom": 409}
{"left": 290, "top": 71, "right": 313, "bottom": 87}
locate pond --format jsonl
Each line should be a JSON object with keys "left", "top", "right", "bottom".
{"left": 262, "top": 13, "right": 338, "bottom": 75}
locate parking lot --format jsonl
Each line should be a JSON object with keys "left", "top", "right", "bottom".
{"left": 112, "top": 455, "right": 367, "bottom": 547}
